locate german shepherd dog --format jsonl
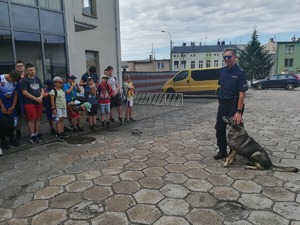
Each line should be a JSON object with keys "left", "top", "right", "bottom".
{"left": 222, "top": 116, "right": 299, "bottom": 172}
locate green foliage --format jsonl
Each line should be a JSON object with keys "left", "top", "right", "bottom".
{"left": 237, "top": 29, "right": 274, "bottom": 82}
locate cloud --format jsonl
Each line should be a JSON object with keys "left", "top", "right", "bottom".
{"left": 119, "top": 0, "right": 300, "bottom": 60}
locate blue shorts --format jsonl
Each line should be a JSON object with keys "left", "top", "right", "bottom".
{"left": 100, "top": 104, "right": 110, "bottom": 114}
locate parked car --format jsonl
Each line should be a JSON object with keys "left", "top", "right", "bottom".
{"left": 162, "top": 67, "right": 221, "bottom": 95}
{"left": 250, "top": 74, "right": 300, "bottom": 91}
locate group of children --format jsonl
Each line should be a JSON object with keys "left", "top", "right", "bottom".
{"left": 43, "top": 73, "right": 136, "bottom": 142}
{"left": 0, "top": 62, "right": 136, "bottom": 153}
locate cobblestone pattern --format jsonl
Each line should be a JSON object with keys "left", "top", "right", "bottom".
{"left": 0, "top": 89, "right": 300, "bottom": 224}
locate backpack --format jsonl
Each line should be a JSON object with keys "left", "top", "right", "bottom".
{"left": 70, "top": 96, "right": 87, "bottom": 111}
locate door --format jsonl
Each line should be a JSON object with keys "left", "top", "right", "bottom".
{"left": 171, "top": 70, "right": 190, "bottom": 93}
{"left": 189, "top": 68, "right": 220, "bottom": 94}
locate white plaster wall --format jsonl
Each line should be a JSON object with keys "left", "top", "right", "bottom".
{"left": 64, "top": 0, "right": 121, "bottom": 81}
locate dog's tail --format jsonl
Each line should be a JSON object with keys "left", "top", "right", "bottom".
{"left": 271, "top": 164, "right": 299, "bottom": 173}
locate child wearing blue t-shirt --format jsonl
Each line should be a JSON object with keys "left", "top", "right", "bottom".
{"left": 0, "top": 71, "right": 21, "bottom": 151}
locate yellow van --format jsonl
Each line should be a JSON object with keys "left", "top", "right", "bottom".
{"left": 162, "top": 67, "right": 221, "bottom": 95}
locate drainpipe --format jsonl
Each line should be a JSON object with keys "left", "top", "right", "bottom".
{"left": 114, "top": 0, "right": 122, "bottom": 86}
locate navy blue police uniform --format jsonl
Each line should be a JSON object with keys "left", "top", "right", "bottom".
{"left": 215, "top": 63, "right": 248, "bottom": 158}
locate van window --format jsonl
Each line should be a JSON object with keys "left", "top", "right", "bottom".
{"left": 191, "top": 69, "right": 220, "bottom": 81}
{"left": 174, "top": 70, "right": 188, "bottom": 82}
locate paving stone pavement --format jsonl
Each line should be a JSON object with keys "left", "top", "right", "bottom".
{"left": 0, "top": 89, "right": 300, "bottom": 225}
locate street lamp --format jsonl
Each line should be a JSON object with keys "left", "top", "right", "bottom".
{"left": 161, "top": 30, "right": 172, "bottom": 70}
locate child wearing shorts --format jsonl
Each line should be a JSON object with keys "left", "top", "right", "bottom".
{"left": 98, "top": 75, "right": 113, "bottom": 128}
{"left": 50, "top": 76, "right": 68, "bottom": 142}
{"left": 123, "top": 75, "right": 136, "bottom": 122}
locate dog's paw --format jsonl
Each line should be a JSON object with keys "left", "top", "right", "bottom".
{"left": 222, "top": 162, "right": 229, "bottom": 168}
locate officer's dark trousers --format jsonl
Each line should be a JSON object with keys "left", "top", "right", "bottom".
{"left": 215, "top": 100, "right": 239, "bottom": 155}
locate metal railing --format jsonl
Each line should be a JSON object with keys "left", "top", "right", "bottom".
{"left": 134, "top": 92, "right": 183, "bottom": 106}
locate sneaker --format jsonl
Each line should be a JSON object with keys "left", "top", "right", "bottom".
{"left": 0, "top": 148, "right": 2, "bottom": 156}
{"left": 56, "top": 134, "right": 65, "bottom": 142}
{"left": 36, "top": 133, "right": 44, "bottom": 142}
{"left": 16, "top": 130, "right": 22, "bottom": 140}
{"left": 77, "top": 126, "right": 84, "bottom": 132}
{"left": 106, "top": 121, "right": 110, "bottom": 128}
{"left": 72, "top": 127, "right": 77, "bottom": 133}
{"left": 118, "top": 117, "right": 123, "bottom": 125}
{"left": 129, "top": 117, "right": 137, "bottom": 122}
{"left": 61, "top": 132, "right": 69, "bottom": 139}
{"left": 64, "top": 126, "right": 72, "bottom": 132}
{"left": 9, "top": 138, "right": 20, "bottom": 147}
{"left": 1, "top": 140, "right": 10, "bottom": 149}
{"left": 125, "top": 119, "right": 129, "bottom": 123}
{"left": 101, "top": 121, "right": 105, "bottom": 127}
{"left": 94, "top": 124, "right": 100, "bottom": 129}
{"left": 89, "top": 125, "right": 95, "bottom": 130}
{"left": 30, "top": 135, "right": 39, "bottom": 144}
{"left": 110, "top": 118, "right": 115, "bottom": 123}
{"left": 50, "top": 128, "right": 56, "bottom": 135}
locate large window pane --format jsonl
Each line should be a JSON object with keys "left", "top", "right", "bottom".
{"left": 0, "top": 30, "right": 14, "bottom": 73}
{"left": 39, "top": 0, "right": 62, "bottom": 11}
{"left": 44, "top": 35, "right": 67, "bottom": 80}
{"left": 11, "top": 5, "right": 39, "bottom": 32}
{"left": 0, "top": 2, "right": 10, "bottom": 28}
{"left": 83, "top": 0, "right": 96, "bottom": 16}
{"left": 14, "top": 31, "right": 44, "bottom": 81}
{"left": 40, "top": 10, "right": 64, "bottom": 35}
{"left": 11, "top": 0, "right": 37, "bottom": 6}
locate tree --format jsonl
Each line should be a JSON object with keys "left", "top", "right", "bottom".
{"left": 237, "top": 28, "right": 274, "bottom": 82}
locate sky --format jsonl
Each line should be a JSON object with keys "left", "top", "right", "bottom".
{"left": 119, "top": 0, "right": 300, "bottom": 61}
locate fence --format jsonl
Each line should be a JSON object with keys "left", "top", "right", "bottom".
{"left": 134, "top": 92, "right": 183, "bottom": 107}
{"left": 122, "top": 71, "right": 176, "bottom": 93}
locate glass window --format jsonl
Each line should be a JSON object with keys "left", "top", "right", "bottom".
{"left": 157, "top": 62, "right": 164, "bottom": 69}
{"left": 85, "top": 51, "right": 98, "bottom": 74}
{"left": 11, "top": 4, "right": 39, "bottom": 32}
{"left": 44, "top": 35, "right": 67, "bottom": 80}
{"left": 83, "top": 0, "right": 96, "bottom": 16}
{"left": 11, "top": 0, "right": 37, "bottom": 6}
{"left": 40, "top": 10, "right": 64, "bottom": 35}
{"left": 285, "top": 45, "right": 294, "bottom": 54}
{"left": 174, "top": 71, "right": 188, "bottom": 82}
{"left": 222, "top": 60, "right": 225, "bottom": 66}
{"left": 0, "top": 2, "right": 10, "bottom": 28}
{"left": 0, "top": 30, "right": 14, "bottom": 73}
{"left": 199, "top": 60, "right": 203, "bottom": 68}
{"left": 214, "top": 60, "right": 218, "bottom": 67}
{"left": 284, "top": 58, "right": 293, "bottom": 67}
{"left": 191, "top": 68, "right": 220, "bottom": 81}
{"left": 181, "top": 60, "right": 186, "bottom": 69}
{"left": 206, "top": 60, "right": 211, "bottom": 68}
{"left": 39, "top": 0, "right": 62, "bottom": 11}
{"left": 14, "top": 31, "right": 44, "bottom": 80}
{"left": 174, "top": 61, "right": 179, "bottom": 70}
{"left": 191, "top": 61, "right": 195, "bottom": 69}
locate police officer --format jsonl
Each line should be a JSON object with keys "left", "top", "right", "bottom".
{"left": 214, "top": 47, "right": 248, "bottom": 160}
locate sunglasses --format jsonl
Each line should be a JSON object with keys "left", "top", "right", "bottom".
{"left": 223, "top": 55, "right": 233, "bottom": 60}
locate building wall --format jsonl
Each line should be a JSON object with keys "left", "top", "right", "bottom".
{"left": 122, "top": 71, "right": 176, "bottom": 92}
{"left": 276, "top": 41, "right": 300, "bottom": 74}
{"left": 64, "top": 0, "right": 122, "bottom": 80}
{"left": 172, "top": 52, "right": 225, "bottom": 70}
{"left": 0, "top": 0, "right": 121, "bottom": 83}
{"left": 125, "top": 59, "right": 170, "bottom": 72}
